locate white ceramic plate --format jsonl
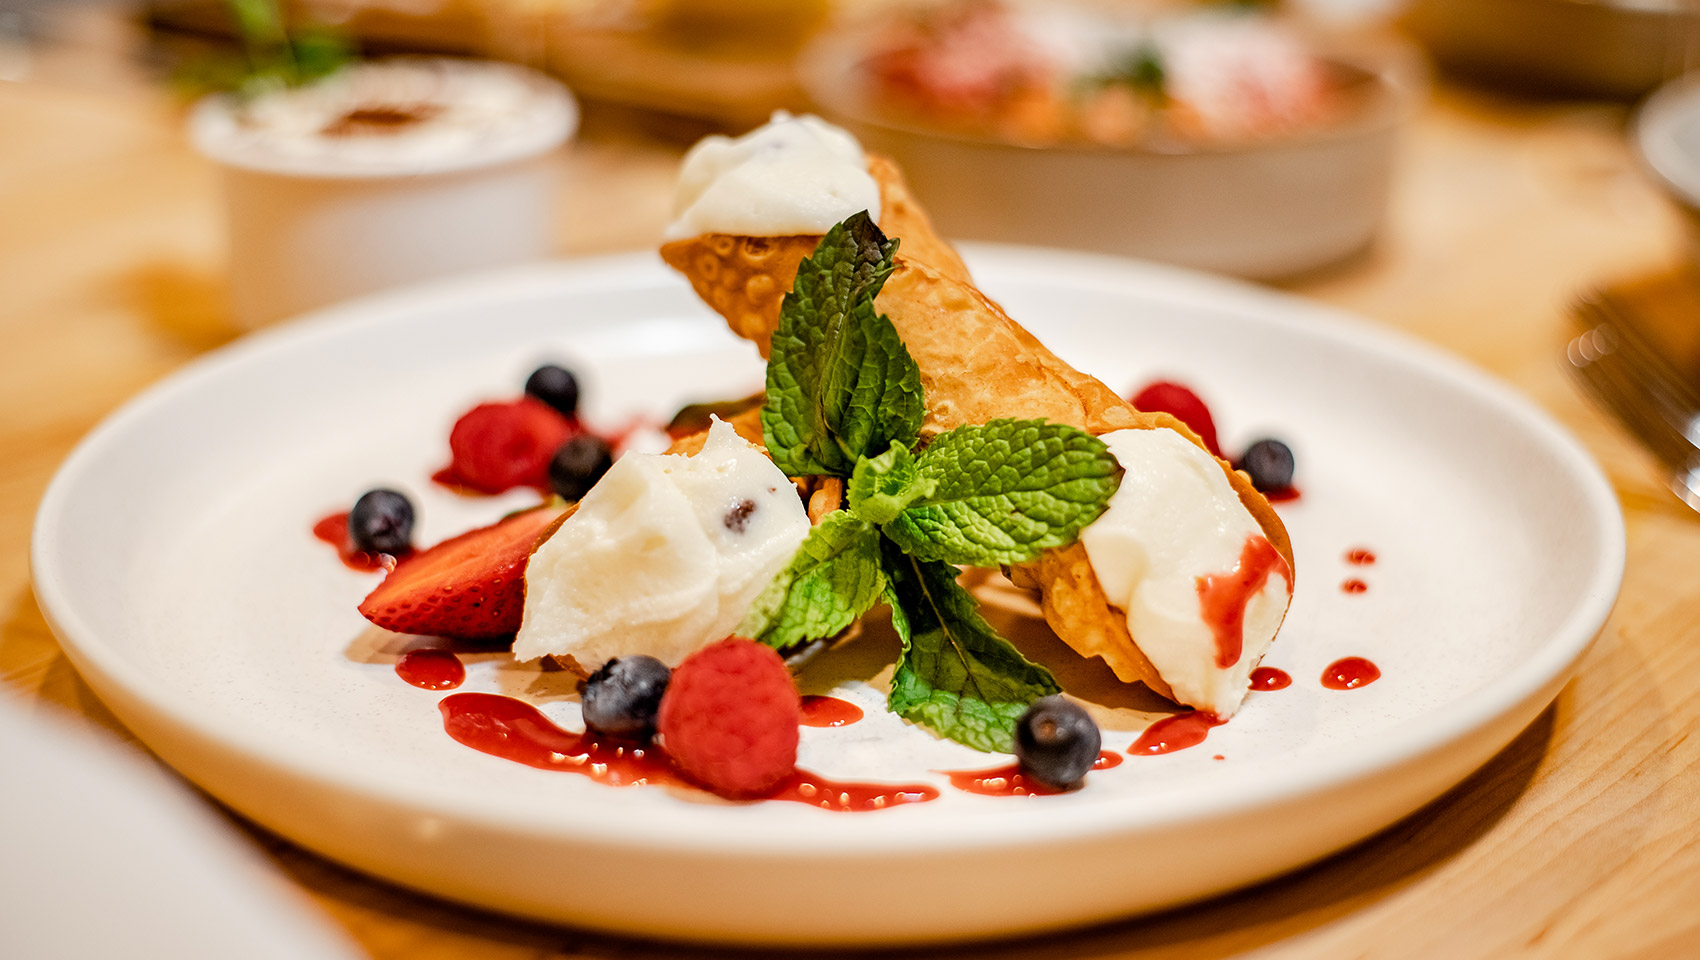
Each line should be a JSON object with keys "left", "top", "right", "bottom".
{"left": 31, "top": 249, "right": 1623, "bottom": 946}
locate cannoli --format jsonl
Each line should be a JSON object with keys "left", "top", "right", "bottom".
{"left": 660, "top": 113, "right": 1293, "bottom": 717}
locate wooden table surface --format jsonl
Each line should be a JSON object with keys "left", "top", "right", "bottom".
{"left": 6, "top": 12, "right": 1700, "bottom": 960}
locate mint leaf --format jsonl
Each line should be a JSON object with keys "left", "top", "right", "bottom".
{"left": 882, "top": 540, "right": 1061, "bottom": 752}
{"left": 882, "top": 419, "right": 1123, "bottom": 567}
{"left": 762, "top": 213, "right": 924, "bottom": 476}
{"left": 738, "top": 511, "right": 886, "bottom": 650}
{"left": 846, "top": 442, "right": 935, "bottom": 525}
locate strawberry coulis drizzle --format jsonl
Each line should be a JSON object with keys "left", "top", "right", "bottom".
{"left": 1196, "top": 535, "right": 1292, "bottom": 668}
{"left": 1249, "top": 666, "right": 1291, "bottom": 691}
{"left": 396, "top": 649, "right": 465, "bottom": 690}
{"left": 1263, "top": 486, "right": 1301, "bottom": 503}
{"left": 1322, "top": 657, "right": 1381, "bottom": 690}
{"left": 313, "top": 511, "right": 411, "bottom": 572}
{"left": 1346, "top": 548, "right": 1377, "bottom": 565}
{"left": 943, "top": 752, "right": 1122, "bottom": 797}
{"left": 438, "top": 693, "right": 937, "bottom": 810}
{"left": 1341, "top": 578, "right": 1369, "bottom": 594}
{"left": 1129, "top": 711, "right": 1224, "bottom": 756}
{"left": 799, "top": 695, "right": 863, "bottom": 728}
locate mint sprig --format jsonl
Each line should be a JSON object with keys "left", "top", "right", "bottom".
{"left": 882, "top": 419, "right": 1122, "bottom": 567}
{"left": 846, "top": 442, "right": 934, "bottom": 525}
{"left": 883, "top": 542, "right": 1063, "bottom": 752}
{"left": 753, "top": 213, "right": 1120, "bottom": 752}
{"left": 762, "top": 211, "right": 923, "bottom": 476}
{"left": 739, "top": 511, "right": 885, "bottom": 651}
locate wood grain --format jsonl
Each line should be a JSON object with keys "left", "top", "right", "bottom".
{"left": 6, "top": 17, "right": 1700, "bottom": 960}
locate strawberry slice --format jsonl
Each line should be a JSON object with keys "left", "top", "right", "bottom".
{"left": 358, "top": 505, "right": 567, "bottom": 640}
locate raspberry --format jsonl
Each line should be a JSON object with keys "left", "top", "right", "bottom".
{"left": 1131, "top": 380, "right": 1221, "bottom": 457}
{"left": 446, "top": 398, "right": 575, "bottom": 493}
{"left": 657, "top": 638, "right": 800, "bottom": 798}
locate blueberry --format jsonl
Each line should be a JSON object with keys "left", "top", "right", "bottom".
{"left": 548, "top": 434, "right": 614, "bottom": 501}
{"left": 1014, "top": 696, "right": 1101, "bottom": 791}
{"left": 581, "top": 655, "right": 671, "bottom": 738}
{"left": 1237, "top": 438, "right": 1296, "bottom": 492}
{"left": 525, "top": 364, "right": 580, "bottom": 417}
{"left": 347, "top": 489, "right": 414, "bottom": 554}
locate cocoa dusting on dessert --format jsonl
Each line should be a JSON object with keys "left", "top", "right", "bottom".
{"left": 322, "top": 103, "right": 442, "bottom": 137}
{"left": 723, "top": 499, "right": 758, "bottom": 533}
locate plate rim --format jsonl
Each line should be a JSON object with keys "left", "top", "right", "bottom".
{"left": 30, "top": 247, "right": 1626, "bottom": 858}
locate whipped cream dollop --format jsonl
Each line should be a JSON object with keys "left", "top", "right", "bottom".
{"left": 1081, "top": 428, "right": 1291, "bottom": 717}
{"left": 663, "top": 112, "right": 881, "bottom": 241}
{"left": 514, "top": 419, "right": 809, "bottom": 668}
{"left": 191, "top": 58, "right": 575, "bottom": 178}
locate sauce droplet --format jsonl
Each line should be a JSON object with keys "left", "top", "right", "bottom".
{"left": 799, "top": 695, "right": 863, "bottom": 728}
{"left": 396, "top": 649, "right": 465, "bottom": 690}
{"left": 1249, "top": 666, "right": 1291, "bottom": 691}
{"left": 1263, "top": 486, "right": 1301, "bottom": 503}
{"left": 1197, "top": 536, "right": 1292, "bottom": 668}
{"left": 944, "top": 753, "right": 1122, "bottom": 797}
{"left": 438, "top": 693, "right": 937, "bottom": 810}
{"left": 1321, "top": 657, "right": 1381, "bottom": 690}
{"left": 1346, "top": 548, "right": 1376, "bottom": 565}
{"left": 1129, "top": 712, "right": 1224, "bottom": 756}
{"left": 313, "top": 511, "right": 410, "bottom": 572}
{"left": 1342, "top": 578, "right": 1369, "bottom": 594}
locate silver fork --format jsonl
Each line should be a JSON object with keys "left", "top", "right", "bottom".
{"left": 1568, "top": 289, "right": 1700, "bottom": 513}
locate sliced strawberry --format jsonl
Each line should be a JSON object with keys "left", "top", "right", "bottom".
{"left": 358, "top": 505, "right": 567, "bottom": 640}
{"left": 441, "top": 398, "right": 576, "bottom": 494}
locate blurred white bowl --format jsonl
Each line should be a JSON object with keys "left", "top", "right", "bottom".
{"left": 192, "top": 58, "right": 577, "bottom": 329}
{"left": 801, "top": 35, "right": 1422, "bottom": 280}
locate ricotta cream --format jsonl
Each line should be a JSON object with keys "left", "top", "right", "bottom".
{"left": 514, "top": 419, "right": 810, "bottom": 668}
{"left": 663, "top": 112, "right": 881, "bottom": 241}
{"left": 1081, "top": 428, "right": 1291, "bottom": 717}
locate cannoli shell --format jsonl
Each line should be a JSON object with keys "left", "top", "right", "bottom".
{"left": 659, "top": 156, "right": 1293, "bottom": 704}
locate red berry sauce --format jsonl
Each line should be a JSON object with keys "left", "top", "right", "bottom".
{"left": 944, "top": 752, "right": 1122, "bottom": 797}
{"left": 1129, "top": 711, "right": 1224, "bottom": 756}
{"left": 396, "top": 649, "right": 465, "bottom": 690}
{"left": 1321, "top": 657, "right": 1381, "bottom": 690}
{"left": 1197, "top": 536, "right": 1291, "bottom": 668}
{"left": 768, "top": 771, "right": 938, "bottom": 812}
{"left": 439, "top": 693, "right": 937, "bottom": 810}
{"left": 1263, "top": 486, "right": 1301, "bottom": 503}
{"left": 1249, "top": 666, "right": 1291, "bottom": 691}
{"left": 1346, "top": 548, "right": 1377, "bottom": 565}
{"left": 799, "top": 695, "right": 863, "bottom": 728}
{"left": 313, "top": 511, "right": 410, "bottom": 572}
{"left": 1341, "top": 578, "right": 1369, "bottom": 594}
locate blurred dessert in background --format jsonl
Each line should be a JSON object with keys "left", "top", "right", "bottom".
{"left": 191, "top": 55, "right": 576, "bottom": 326}
{"left": 857, "top": 0, "right": 1350, "bottom": 148}
{"left": 800, "top": 2, "right": 1420, "bottom": 278}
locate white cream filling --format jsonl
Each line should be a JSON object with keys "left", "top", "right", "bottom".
{"left": 1081, "top": 428, "right": 1291, "bottom": 717}
{"left": 663, "top": 111, "right": 881, "bottom": 241}
{"left": 514, "top": 419, "right": 809, "bottom": 668}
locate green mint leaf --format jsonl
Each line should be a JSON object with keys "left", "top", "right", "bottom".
{"left": 738, "top": 511, "right": 886, "bottom": 650}
{"left": 883, "top": 419, "right": 1123, "bottom": 568}
{"left": 882, "top": 540, "right": 1061, "bottom": 752}
{"left": 846, "top": 442, "right": 936, "bottom": 525}
{"left": 762, "top": 212, "right": 923, "bottom": 476}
